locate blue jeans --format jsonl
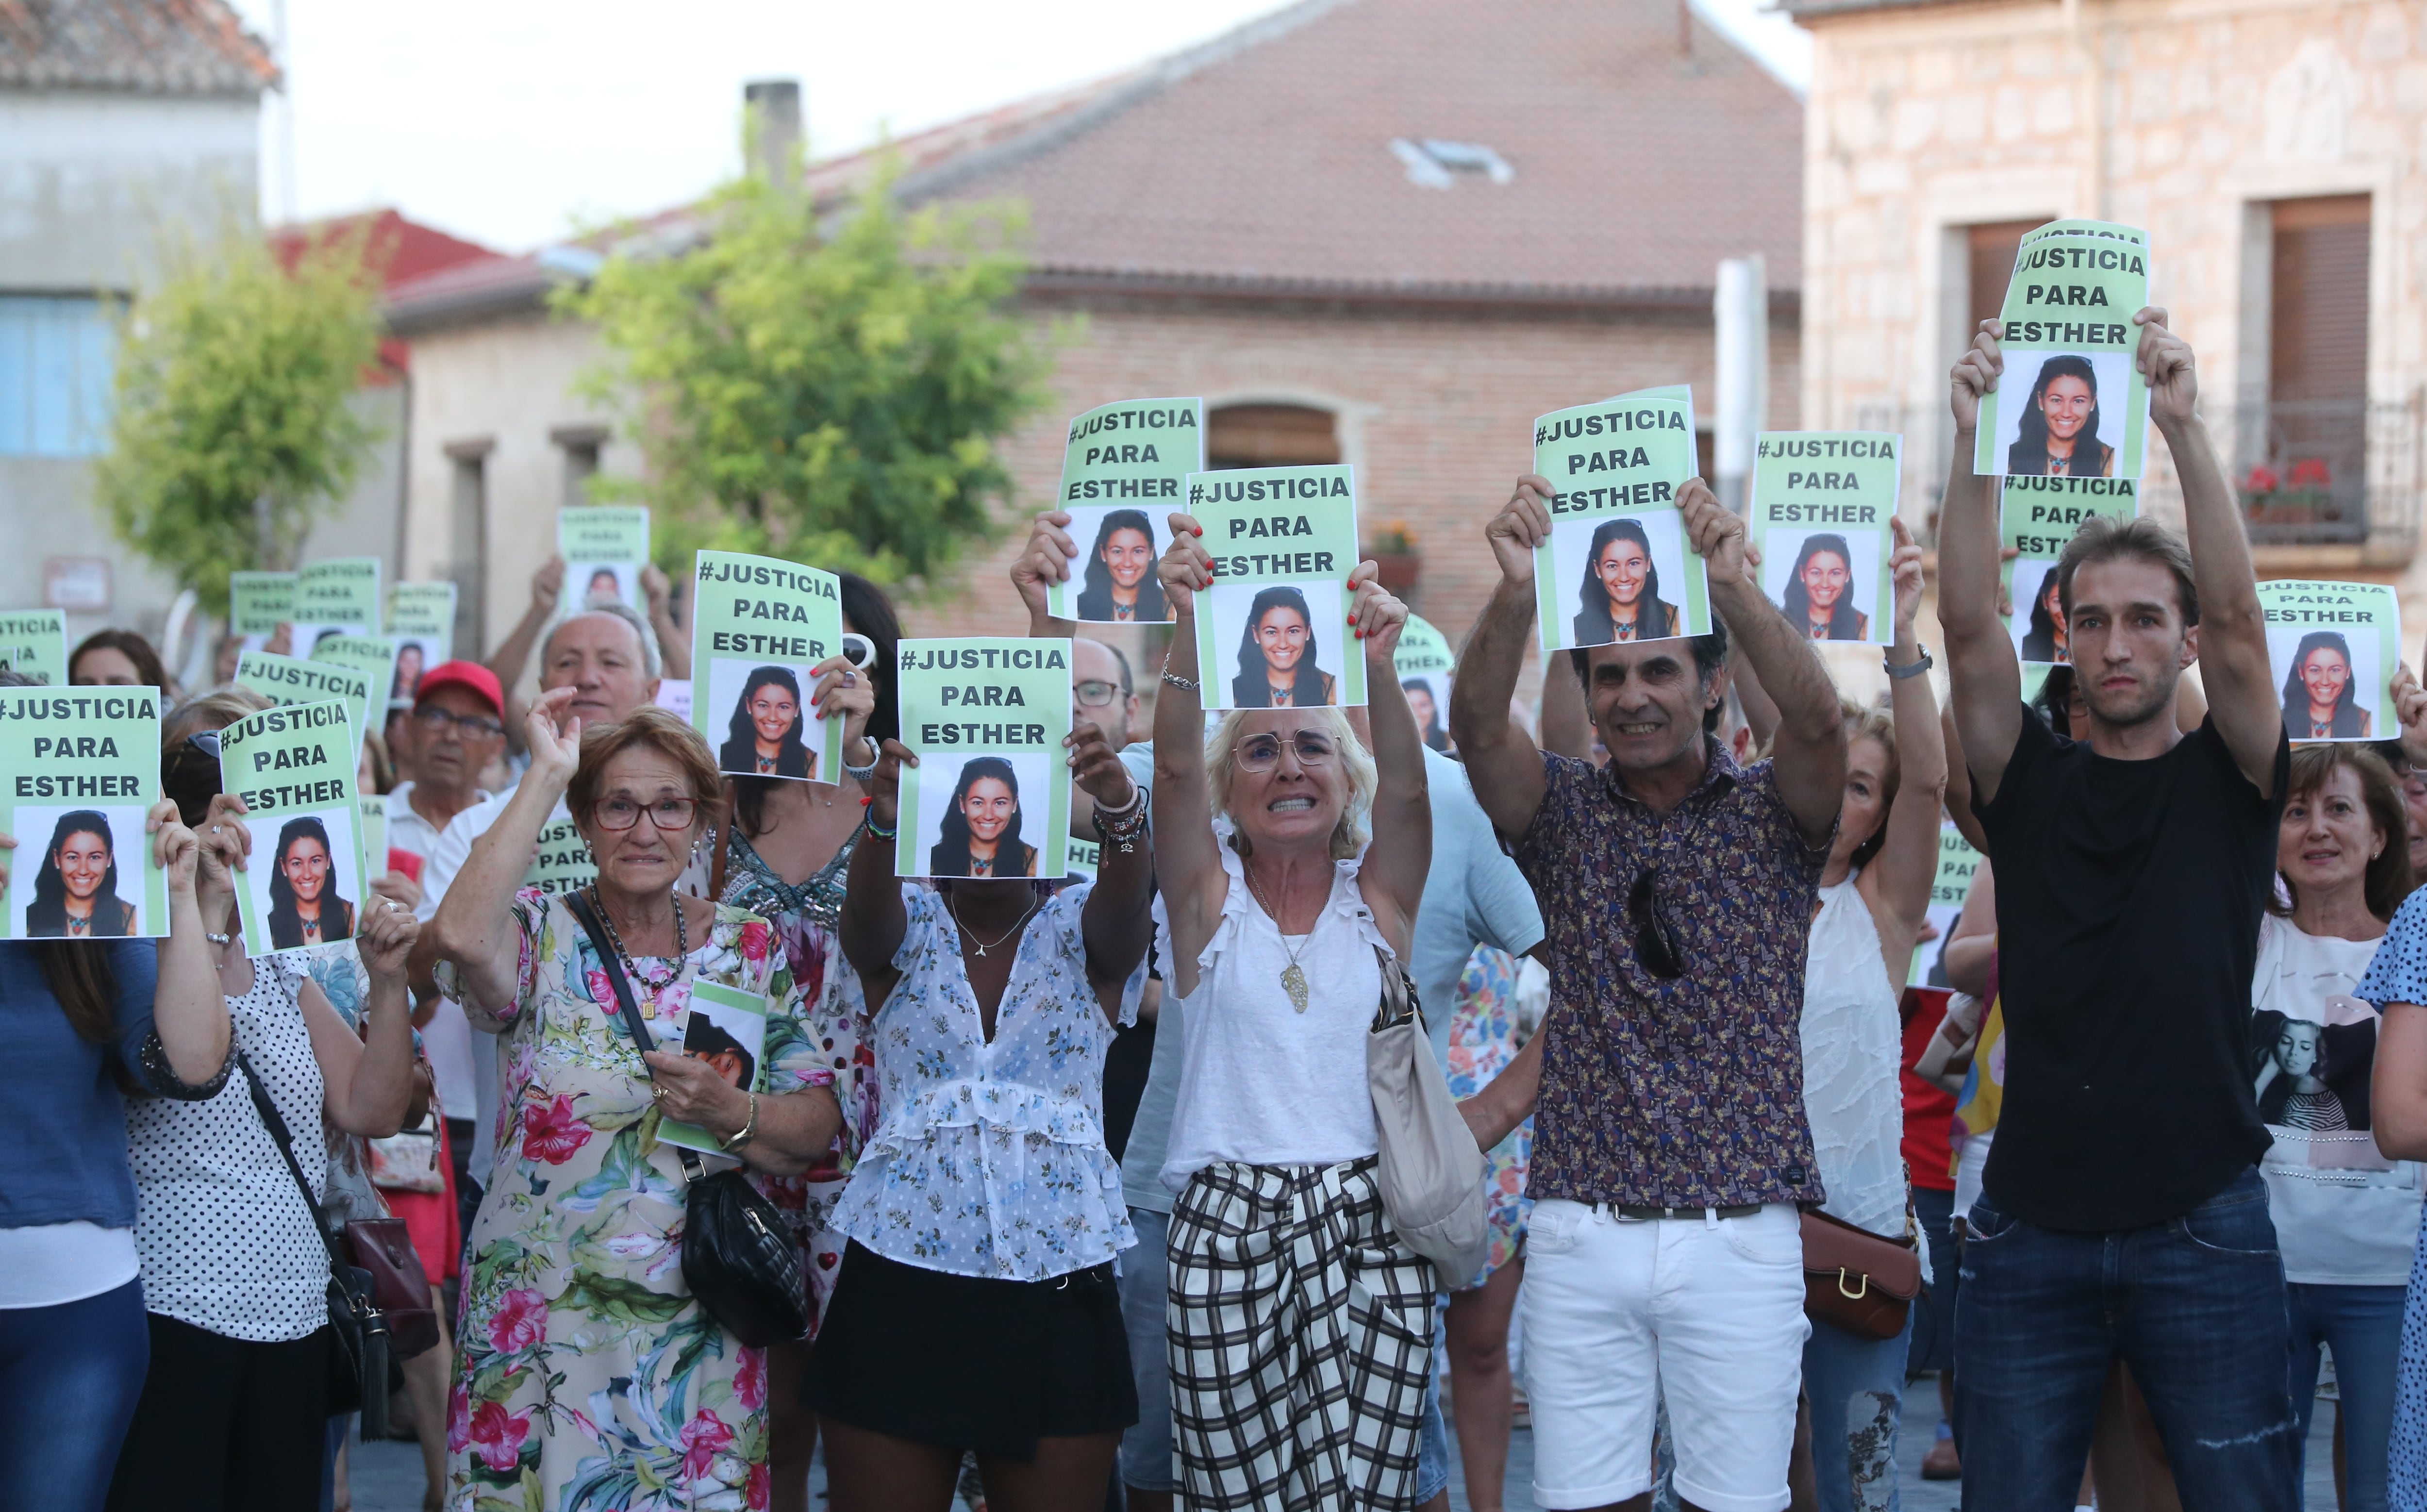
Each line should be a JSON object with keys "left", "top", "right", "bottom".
{"left": 1117, "top": 1206, "right": 1175, "bottom": 1493}
{"left": 2288, "top": 1282, "right": 2407, "bottom": 1512}
{"left": 1954, "top": 1169, "right": 2299, "bottom": 1512}
{"left": 1908, "top": 1185, "right": 1959, "bottom": 1380}
{"left": 0, "top": 1279, "right": 148, "bottom": 1512}
{"left": 1413, "top": 1306, "right": 1449, "bottom": 1504}
{"left": 1804, "top": 1308, "right": 1912, "bottom": 1512}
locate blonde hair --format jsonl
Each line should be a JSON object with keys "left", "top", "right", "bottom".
{"left": 1205, "top": 706, "right": 1376, "bottom": 861}
{"left": 1842, "top": 695, "right": 1899, "bottom": 868}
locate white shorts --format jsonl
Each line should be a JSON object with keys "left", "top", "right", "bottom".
{"left": 1520, "top": 1198, "right": 1809, "bottom": 1512}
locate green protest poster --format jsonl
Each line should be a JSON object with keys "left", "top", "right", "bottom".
{"left": 1911, "top": 821, "right": 1983, "bottom": 987}
{"left": 2018, "top": 219, "right": 2149, "bottom": 254}
{"left": 231, "top": 570, "right": 297, "bottom": 648}
{"left": 218, "top": 698, "right": 366, "bottom": 959}
{"left": 522, "top": 816, "right": 598, "bottom": 896}
{"left": 1747, "top": 432, "right": 1900, "bottom": 647}
{"left": 0, "top": 610, "right": 66, "bottom": 685}
{"left": 2000, "top": 476, "right": 2139, "bottom": 665}
{"left": 559, "top": 506, "right": 651, "bottom": 617}
{"left": 1976, "top": 227, "right": 2151, "bottom": 481}
{"left": 1183, "top": 465, "right": 1363, "bottom": 710}
{"left": 293, "top": 558, "right": 384, "bottom": 647}
{"left": 2260, "top": 580, "right": 2403, "bottom": 743}
{"left": 311, "top": 635, "right": 400, "bottom": 735}
{"left": 1047, "top": 397, "right": 1203, "bottom": 623}
{"left": 1063, "top": 835, "right": 1101, "bottom": 882}
{"left": 1392, "top": 613, "right": 1456, "bottom": 753}
{"left": 652, "top": 978, "right": 769, "bottom": 1165}
{"left": 1530, "top": 386, "right": 1709, "bottom": 652}
{"left": 384, "top": 583, "right": 456, "bottom": 699}
{"left": 236, "top": 652, "right": 373, "bottom": 749}
{"left": 360, "top": 793, "right": 390, "bottom": 876}
{"left": 690, "top": 551, "right": 846, "bottom": 782}
{"left": 0, "top": 686, "right": 167, "bottom": 939}
{"left": 895, "top": 637, "right": 1072, "bottom": 880}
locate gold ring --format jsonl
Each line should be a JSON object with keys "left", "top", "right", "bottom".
{"left": 651, "top": 1085, "right": 666, "bottom": 1100}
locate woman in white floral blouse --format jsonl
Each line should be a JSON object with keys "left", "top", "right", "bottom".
{"left": 428, "top": 698, "right": 843, "bottom": 1512}
{"left": 811, "top": 714, "right": 1153, "bottom": 1511}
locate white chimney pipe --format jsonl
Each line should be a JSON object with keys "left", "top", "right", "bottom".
{"left": 745, "top": 79, "right": 803, "bottom": 186}
{"left": 1712, "top": 254, "right": 1768, "bottom": 513}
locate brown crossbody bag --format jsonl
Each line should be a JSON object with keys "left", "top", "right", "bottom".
{"left": 1799, "top": 1204, "right": 1925, "bottom": 1339}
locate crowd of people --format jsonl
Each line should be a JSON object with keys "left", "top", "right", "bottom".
{"left": 6, "top": 307, "right": 2427, "bottom": 1512}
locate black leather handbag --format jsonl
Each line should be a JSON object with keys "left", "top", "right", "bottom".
{"left": 565, "top": 891, "right": 810, "bottom": 1349}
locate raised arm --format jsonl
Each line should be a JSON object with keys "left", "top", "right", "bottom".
{"left": 1941, "top": 859, "right": 1997, "bottom": 999}
{"left": 1149, "top": 513, "right": 1227, "bottom": 989}
{"left": 1070, "top": 720, "right": 1153, "bottom": 1022}
{"left": 1940, "top": 322, "right": 2026, "bottom": 805}
{"left": 306, "top": 899, "right": 421, "bottom": 1137}
{"left": 1536, "top": 639, "right": 1593, "bottom": 761}
{"left": 427, "top": 686, "right": 581, "bottom": 1022}
{"left": 486, "top": 557, "right": 565, "bottom": 694}
{"left": 2374, "top": 999, "right": 2427, "bottom": 1162}
{"left": 148, "top": 808, "right": 234, "bottom": 1084}
{"left": 1448, "top": 477, "right": 1555, "bottom": 838}
{"left": 2140, "top": 309, "right": 2276, "bottom": 795}
{"left": 1939, "top": 705, "right": 1990, "bottom": 854}
{"left": 1346, "top": 564, "right": 1430, "bottom": 957}
{"left": 640, "top": 562, "right": 691, "bottom": 674}
{"left": 1012, "top": 510, "right": 1083, "bottom": 639}
{"left": 1862, "top": 518, "right": 1950, "bottom": 970}
{"left": 1679, "top": 479, "right": 1845, "bottom": 846}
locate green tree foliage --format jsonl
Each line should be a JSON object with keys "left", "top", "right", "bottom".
{"left": 95, "top": 222, "right": 386, "bottom": 616}
{"left": 562, "top": 161, "right": 1054, "bottom": 589}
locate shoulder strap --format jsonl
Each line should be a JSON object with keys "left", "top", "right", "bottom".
{"left": 1370, "top": 944, "right": 1423, "bottom": 1034}
{"left": 237, "top": 1050, "right": 348, "bottom": 1271}
{"left": 564, "top": 889, "right": 656, "bottom": 1055}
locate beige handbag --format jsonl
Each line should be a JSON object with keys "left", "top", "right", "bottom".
{"left": 1365, "top": 946, "right": 1491, "bottom": 1288}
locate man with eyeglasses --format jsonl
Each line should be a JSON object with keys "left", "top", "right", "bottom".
{"left": 1451, "top": 477, "right": 1845, "bottom": 1512}
{"left": 387, "top": 661, "right": 508, "bottom": 864}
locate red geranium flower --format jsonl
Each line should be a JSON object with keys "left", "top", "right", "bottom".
{"left": 678, "top": 1411, "right": 735, "bottom": 1480}
{"left": 466, "top": 1399, "right": 533, "bottom": 1474}
{"left": 521, "top": 1094, "right": 594, "bottom": 1165}
{"left": 738, "top": 920, "right": 771, "bottom": 964}
{"left": 445, "top": 1381, "right": 471, "bottom": 1454}
{"left": 2290, "top": 458, "right": 2333, "bottom": 489}
{"left": 487, "top": 1287, "right": 549, "bottom": 1356}
{"left": 2244, "top": 465, "right": 2280, "bottom": 494}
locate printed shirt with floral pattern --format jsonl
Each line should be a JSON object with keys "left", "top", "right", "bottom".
{"left": 1514, "top": 742, "right": 1830, "bottom": 1210}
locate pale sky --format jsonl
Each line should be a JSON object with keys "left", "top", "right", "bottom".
{"left": 225, "top": 0, "right": 1812, "bottom": 253}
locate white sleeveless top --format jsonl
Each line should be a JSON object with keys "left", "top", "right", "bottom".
{"left": 1800, "top": 873, "right": 1910, "bottom": 1240}
{"left": 1159, "top": 830, "right": 1391, "bottom": 1190}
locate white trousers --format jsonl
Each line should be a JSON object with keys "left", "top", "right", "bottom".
{"left": 1520, "top": 1197, "right": 1809, "bottom": 1512}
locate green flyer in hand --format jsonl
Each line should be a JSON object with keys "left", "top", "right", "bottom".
{"left": 219, "top": 698, "right": 366, "bottom": 959}
{"left": 312, "top": 635, "right": 402, "bottom": 731}
{"left": 1392, "top": 614, "right": 1456, "bottom": 754}
{"left": 691, "top": 552, "right": 846, "bottom": 783}
{"left": 2261, "top": 580, "right": 2403, "bottom": 743}
{"left": 1184, "top": 465, "right": 1363, "bottom": 710}
{"left": 895, "top": 637, "right": 1072, "bottom": 881}
{"left": 232, "top": 571, "right": 297, "bottom": 652}
{"left": 1047, "top": 397, "right": 1203, "bottom": 623}
{"left": 360, "top": 793, "right": 390, "bottom": 876}
{"left": 236, "top": 651, "right": 374, "bottom": 748}
{"left": 293, "top": 558, "right": 383, "bottom": 646}
{"left": 2000, "top": 476, "right": 2139, "bottom": 666}
{"left": 1748, "top": 432, "right": 1901, "bottom": 647}
{"left": 0, "top": 610, "right": 67, "bottom": 685}
{"left": 1910, "top": 821, "right": 1983, "bottom": 987}
{"left": 648, "top": 978, "right": 770, "bottom": 1166}
{"left": 1976, "top": 224, "right": 2151, "bottom": 480}
{"left": 522, "top": 817, "right": 598, "bottom": 896}
{"left": 560, "top": 506, "right": 651, "bottom": 617}
{"left": 0, "top": 686, "right": 166, "bottom": 939}
{"left": 1530, "top": 386, "right": 1708, "bottom": 652}
{"left": 385, "top": 583, "right": 456, "bottom": 699}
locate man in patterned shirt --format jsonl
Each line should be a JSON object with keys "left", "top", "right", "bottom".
{"left": 1451, "top": 477, "right": 1846, "bottom": 1512}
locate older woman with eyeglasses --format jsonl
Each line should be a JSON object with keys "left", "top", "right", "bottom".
{"left": 1147, "top": 514, "right": 1435, "bottom": 1510}
{"left": 426, "top": 692, "right": 843, "bottom": 1512}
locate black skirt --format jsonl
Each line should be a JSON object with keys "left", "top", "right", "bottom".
{"left": 803, "top": 1240, "right": 1137, "bottom": 1459}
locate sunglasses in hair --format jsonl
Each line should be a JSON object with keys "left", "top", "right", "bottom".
{"left": 1629, "top": 867, "right": 1685, "bottom": 980}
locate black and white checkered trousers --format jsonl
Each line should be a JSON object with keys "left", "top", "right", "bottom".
{"left": 1166, "top": 1158, "right": 1437, "bottom": 1511}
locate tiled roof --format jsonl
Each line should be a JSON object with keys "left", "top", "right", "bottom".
{"left": 0, "top": 0, "right": 276, "bottom": 95}
{"left": 902, "top": 0, "right": 1804, "bottom": 300}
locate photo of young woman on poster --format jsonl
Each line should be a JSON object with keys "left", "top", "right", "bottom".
{"left": 718, "top": 665, "right": 816, "bottom": 780}
{"left": 682, "top": 1014, "right": 759, "bottom": 1091}
{"left": 267, "top": 814, "right": 356, "bottom": 949}
{"left": 1571, "top": 516, "right": 1681, "bottom": 646}
{"left": 389, "top": 640, "right": 426, "bottom": 700}
{"left": 928, "top": 755, "right": 1039, "bottom": 878}
{"left": 1230, "top": 585, "right": 1338, "bottom": 709}
{"left": 1402, "top": 677, "right": 1448, "bottom": 752}
{"left": 2005, "top": 354, "right": 2118, "bottom": 478}
{"left": 2280, "top": 630, "right": 2374, "bottom": 739}
{"left": 2019, "top": 563, "right": 2068, "bottom": 664}
{"left": 23, "top": 809, "right": 138, "bottom": 937}
{"left": 1074, "top": 508, "right": 1170, "bottom": 623}
{"left": 1779, "top": 532, "right": 1869, "bottom": 641}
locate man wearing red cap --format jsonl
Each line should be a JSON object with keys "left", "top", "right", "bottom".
{"left": 388, "top": 661, "right": 508, "bottom": 865}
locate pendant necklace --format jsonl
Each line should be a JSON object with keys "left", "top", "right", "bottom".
{"left": 947, "top": 890, "right": 1039, "bottom": 958}
{"left": 590, "top": 882, "right": 688, "bottom": 992}
{"left": 1243, "top": 863, "right": 1314, "bottom": 1013}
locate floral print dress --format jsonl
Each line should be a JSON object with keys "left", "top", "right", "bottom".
{"left": 1444, "top": 945, "right": 1535, "bottom": 1288}
{"left": 439, "top": 889, "right": 823, "bottom": 1512}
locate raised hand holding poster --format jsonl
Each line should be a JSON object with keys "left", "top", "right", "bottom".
{"left": 1976, "top": 223, "right": 2151, "bottom": 480}
{"left": 2261, "top": 581, "right": 2402, "bottom": 742}
{"left": 2000, "top": 476, "right": 2139, "bottom": 665}
{"left": 384, "top": 583, "right": 457, "bottom": 699}
{"left": 293, "top": 558, "right": 383, "bottom": 647}
{"left": 236, "top": 651, "right": 374, "bottom": 748}
{"left": 0, "top": 686, "right": 166, "bottom": 939}
{"left": 1184, "top": 465, "right": 1362, "bottom": 710}
{"left": 219, "top": 698, "right": 366, "bottom": 958}
{"left": 232, "top": 571, "right": 297, "bottom": 653}
{"left": 1747, "top": 432, "right": 1900, "bottom": 646}
{"left": 690, "top": 552, "right": 846, "bottom": 782}
{"left": 1531, "top": 386, "right": 1708, "bottom": 652}
{"left": 559, "top": 506, "right": 651, "bottom": 618}
{"left": 1047, "top": 397, "right": 1203, "bottom": 623}
{"left": 1393, "top": 614, "right": 1456, "bottom": 753}
{"left": 895, "top": 638, "right": 1072, "bottom": 880}
{"left": 0, "top": 610, "right": 66, "bottom": 685}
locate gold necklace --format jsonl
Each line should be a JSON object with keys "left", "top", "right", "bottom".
{"left": 1243, "top": 863, "right": 1314, "bottom": 1013}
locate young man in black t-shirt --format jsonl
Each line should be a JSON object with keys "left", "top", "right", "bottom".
{"left": 1938, "top": 310, "right": 2298, "bottom": 1509}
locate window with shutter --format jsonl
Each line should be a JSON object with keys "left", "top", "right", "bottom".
{"left": 0, "top": 296, "right": 115, "bottom": 458}
{"left": 1205, "top": 404, "right": 1339, "bottom": 469}
{"left": 2261, "top": 195, "right": 2370, "bottom": 530}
